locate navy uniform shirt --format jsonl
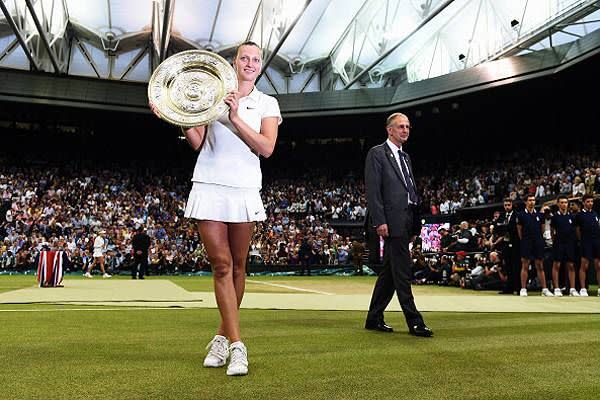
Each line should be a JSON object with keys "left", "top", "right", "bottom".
{"left": 550, "top": 212, "right": 576, "bottom": 244}
{"left": 575, "top": 209, "right": 600, "bottom": 241}
{"left": 516, "top": 209, "right": 544, "bottom": 240}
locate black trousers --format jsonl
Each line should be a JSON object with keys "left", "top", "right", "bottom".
{"left": 299, "top": 258, "right": 311, "bottom": 276}
{"left": 501, "top": 242, "right": 520, "bottom": 293}
{"left": 132, "top": 255, "right": 148, "bottom": 278}
{"left": 366, "top": 235, "right": 424, "bottom": 327}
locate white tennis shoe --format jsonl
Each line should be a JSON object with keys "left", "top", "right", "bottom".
{"left": 541, "top": 288, "right": 554, "bottom": 297}
{"left": 203, "top": 335, "right": 229, "bottom": 368}
{"left": 227, "top": 341, "right": 248, "bottom": 376}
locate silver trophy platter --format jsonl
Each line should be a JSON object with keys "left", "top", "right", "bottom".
{"left": 148, "top": 50, "right": 238, "bottom": 127}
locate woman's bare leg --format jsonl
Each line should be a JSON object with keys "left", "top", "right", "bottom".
{"left": 198, "top": 221, "right": 240, "bottom": 342}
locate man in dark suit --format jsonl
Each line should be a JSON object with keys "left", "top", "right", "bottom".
{"left": 132, "top": 226, "right": 151, "bottom": 279}
{"left": 364, "top": 112, "right": 433, "bottom": 337}
{"left": 298, "top": 238, "right": 312, "bottom": 276}
{"left": 498, "top": 198, "right": 520, "bottom": 294}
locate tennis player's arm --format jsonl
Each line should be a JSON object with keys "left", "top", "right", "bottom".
{"left": 230, "top": 116, "right": 279, "bottom": 158}
{"left": 181, "top": 126, "right": 206, "bottom": 151}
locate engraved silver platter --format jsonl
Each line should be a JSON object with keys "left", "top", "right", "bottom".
{"left": 148, "top": 50, "right": 237, "bottom": 127}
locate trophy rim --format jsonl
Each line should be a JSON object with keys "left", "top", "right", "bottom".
{"left": 148, "top": 49, "right": 238, "bottom": 127}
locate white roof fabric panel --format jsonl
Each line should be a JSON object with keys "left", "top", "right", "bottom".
{"left": 124, "top": 53, "right": 150, "bottom": 82}
{"left": 65, "top": 0, "right": 109, "bottom": 32}
{"left": 69, "top": 42, "right": 99, "bottom": 78}
{"left": 281, "top": 0, "right": 366, "bottom": 62}
{"left": 0, "top": 0, "right": 597, "bottom": 91}
{"left": 109, "top": 0, "right": 153, "bottom": 34}
{"left": 374, "top": 0, "right": 589, "bottom": 83}
{"left": 216, "top": 0, "right": 261, "bottom": 49}
{"left": 113, "top": 48, "right": 141, "bottom": 79}
{"left": 172, "top": 0, "right": 221, "bottom": 45}
{"left": 0, "top": 34, "right": 15, "bottom": 55}
{"left": 0, "top": 35, "right": 29, "bottom": 70}
{"left": 2, "top": 1, "right": 26, "bottom": 17}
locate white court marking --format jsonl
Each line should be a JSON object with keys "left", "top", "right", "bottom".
{"left": 0, "top": 307, "right": 188, "bottom": 313}
{"left": 246, "top": 279, "right": 334, "bottom": 295}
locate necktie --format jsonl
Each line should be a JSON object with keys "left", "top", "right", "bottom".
{"left": 398, "top": 150, "right": 418, "bottom": 204}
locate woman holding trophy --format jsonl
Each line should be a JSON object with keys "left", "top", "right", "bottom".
{"left": 149, "top": 41, "right": 282, "bottom": 376}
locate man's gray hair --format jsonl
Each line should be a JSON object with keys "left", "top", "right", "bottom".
{"left": 386, "top": 112, "right": 408, "bottom": 127}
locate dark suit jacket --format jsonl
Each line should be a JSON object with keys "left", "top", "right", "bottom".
{"left": 365, "top": 142, "right": 421, "bottom": 238}
{"left": 132, "top": 232, "right": 151, "bottom": 258}
{"left": 498, "top": 211, "right": 519, "bottom": 244}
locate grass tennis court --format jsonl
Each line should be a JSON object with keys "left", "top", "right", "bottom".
{"left": 1, "top": 275, "right": 599, "bottom": 400}
{"left": 0, "top": 274, "right": 536, "bottom": 295}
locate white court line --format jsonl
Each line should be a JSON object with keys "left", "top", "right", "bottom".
{"left": 0, "top": 307, "right": 188, "bottom": 313}
{"left": 246, "top": 280, "right": 333, "bottom": 295}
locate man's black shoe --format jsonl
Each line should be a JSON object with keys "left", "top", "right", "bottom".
{"left": 365, "top": 321, "right": 394, "bottom": 332}
{"left": 409, "top": 324, "right": 433, "bottom": 337}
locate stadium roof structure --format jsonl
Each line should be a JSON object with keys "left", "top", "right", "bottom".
{"left": 1, "top": 0, "right": 600, "bottom": 116}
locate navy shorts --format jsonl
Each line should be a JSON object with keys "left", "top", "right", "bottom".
{"left": 581, "top": 240, "right": 600, "bottom": 261}
{"left": 520, "top": 238, "right": 545, "bottom": 260}
{"left": 552, "top": 242, "right": 576, "bottom": 263}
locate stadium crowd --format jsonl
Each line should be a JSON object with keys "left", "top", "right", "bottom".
{"left": 1, "top": 148, "right": 599, "bottom": 282}
{"left": 0, "top": 166, "right": 366, "bottom": 274}
{"left": 419, "top": 152, "right": 600, "bottom": 215}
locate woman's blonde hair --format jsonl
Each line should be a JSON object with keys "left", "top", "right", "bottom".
{"left": 235, "top": 41, "right": 261, "bottom": 59}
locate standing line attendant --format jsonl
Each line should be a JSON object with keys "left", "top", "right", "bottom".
{"left": 574, "top": 194, "right": 600, "bottom": 296}
{"left": 550, "top": 195, "right": 578, "bottom": 296}
{"left": 131, "top": 226, "right": 151, "bottom": 280}
{"left": 364, "top": 112, "right": 433, "bottom": 338}
{"left": 516, "top": 195, "right": 553, "bottom": 297}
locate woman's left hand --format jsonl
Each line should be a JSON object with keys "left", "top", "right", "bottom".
{"left": 224, "top": 91, "right": 240, "bottom": 120}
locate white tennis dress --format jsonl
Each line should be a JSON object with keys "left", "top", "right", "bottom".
{"left": 184, "top": 87, "right": 282, "bottom": 223}
{"left": 93, "top": 235, "right": 105, "bottom": 257}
